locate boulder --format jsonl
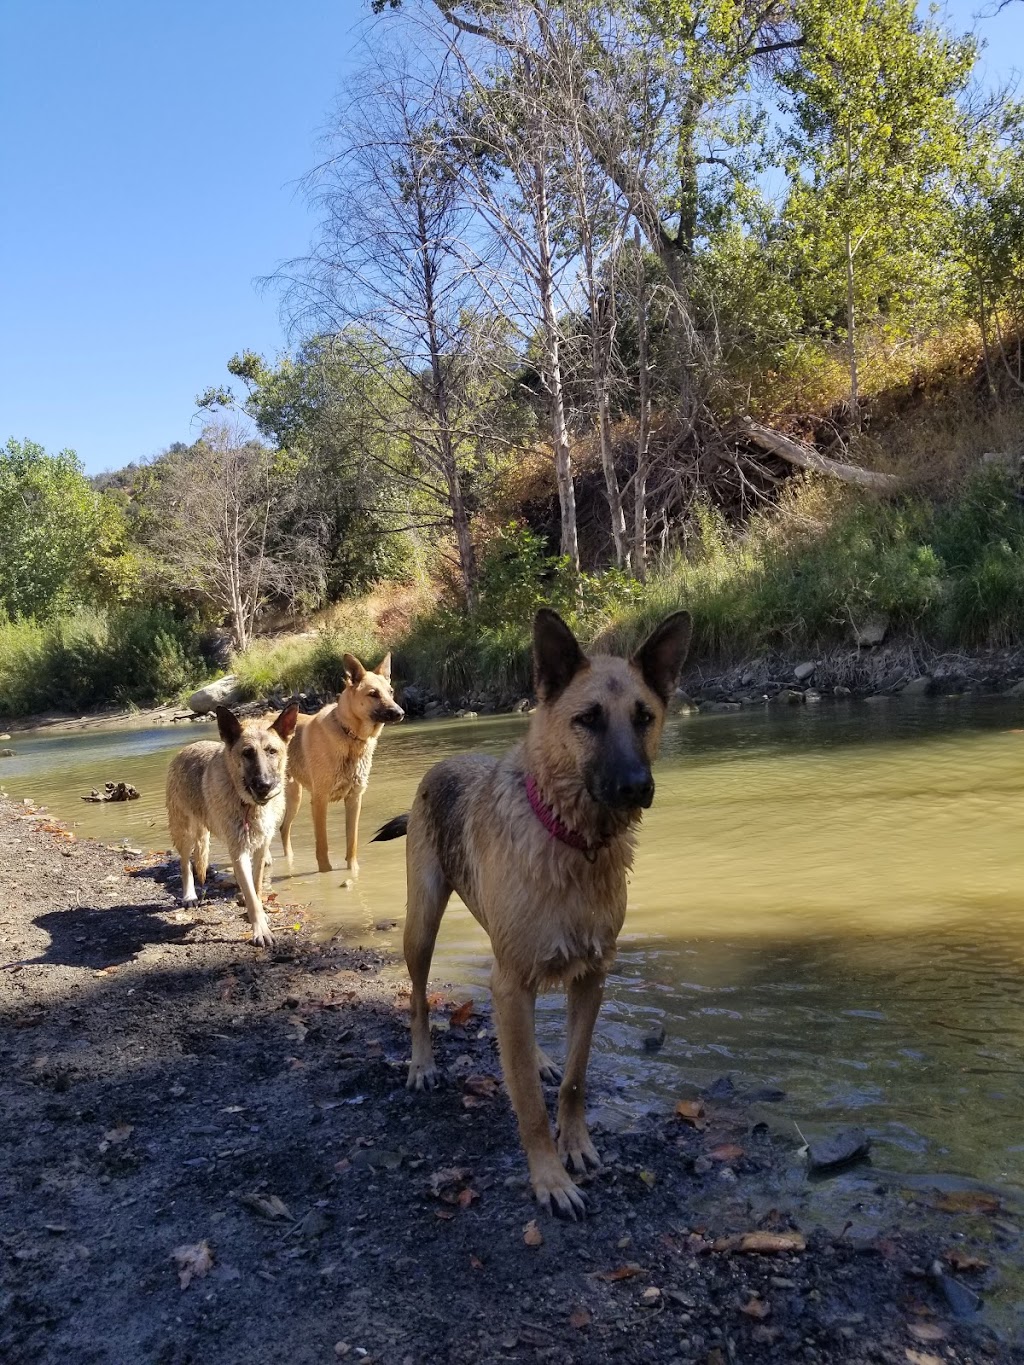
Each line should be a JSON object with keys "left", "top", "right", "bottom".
{"left": 794, "top": 661, "right": 816, "bottom": 682}
{"left": 0, "top": 747, "right": 14, "bottom": 757}
{"left": 804, "top": 689, "right": 822, "bottom": 704}
{"left": 833, "top": 685, "right": 852, "bottom": 698}
{"left": 777, "top": 688, "right": 805, "bottom": 704}
{"left": 901, "top": 674, "right": 933, "bottom": 696}
{"left": 851, "top": 615, "right": 889, "bottom": 648}
{"left": 1004, "top": 679, "right": 1024, "bottom": 698}
{"left": 188, "top": 675, "right": 243, "bottom": 715}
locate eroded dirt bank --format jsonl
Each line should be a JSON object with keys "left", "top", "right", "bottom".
{"left": 0, "top": 796, "right": 1019, "bottom": 1365}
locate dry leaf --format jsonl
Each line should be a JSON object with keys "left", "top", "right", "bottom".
{"left": 906, "top": 1352, "right": 944, "bottom": 1365}
{"left": 103, "top": 1123, "right": 133, "bottom": 1144}
{"left": 457, "top": 1187, "right": 479, "bottom": 1209}
{"left": 172, "top": 1240, "right": 213, "bottom": 1290}
{"left": 594, "top": 1264, "right": 644, "bottom": 1282}
{"left": 740, "top": 1296, "right": 771, "bottom": 1320}
{"left": 675, "top": 1099, "right": 706, "bottom": 1130}
{"left": 569, "top": 1306, "right": 592, "bottom": 1329}
{"left": 944, "top": 1248, "right": 988, "bottom": 1273}
{"left": 450, "top": 999, "right": 476, "bottom": 1028}
{"left": 708, "top": 1143, "right": 744, "bottom": 1163}
{"left": 523, "top": 1220, "right": 544, "bottom": 1248}
{"left": 435, "top": 1208, "right": 455, "bottom": 1221}
{"left": 470, "top": 1255, "right": 484, "bottom": 1270}
{"left": 238, "top": 1192, "right": 292, "bottom": 1222}
{"left": 907, "top": 1322, "right": 949, "bottom": 1344}
{"left": 639, "top": 1169, "right": 657, "bottom": 1188}
{"left": 426, "top": 991, "right": 448, "bottom": 1009}
{"left": 931, "top": 1190, "right": 1000, "bottom": 1215}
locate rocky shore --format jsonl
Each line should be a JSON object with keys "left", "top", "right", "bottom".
{"left": 1, "top": 796, "right": 1022, "bottom": 1363}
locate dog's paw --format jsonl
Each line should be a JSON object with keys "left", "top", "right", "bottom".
{"left": 536, "top": 1048, "right": 562, "bottom": 1085}
{"left": 406, "top": 1060, "right": 439, "bottom": 1092}
{"left": 250, "top": 920, "right": 275, "bottom": 948}
{"left": 532, "top": 1162, "right": 587, "bottom": 1220}
{"left": 316, "top": 859, "right": 334, "bottom": 874}
{"left": 345, "top": 859, "right": 360, "bottom": 877}
{"left": 179, "top": 894, "right": 199, "bottom": 909}
{"left": 557, "top": 1123, "right": 601, "bottom": 1175}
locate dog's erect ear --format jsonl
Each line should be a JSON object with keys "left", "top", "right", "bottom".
{"left": 533, "top": 608, "right": 587, "bottom": 702}
{"left": 342, "top": 654, "right": 366, "bottom": 688}
{"left": 374, "top": 652, "right": 393, "bottom": 681}
{"left": 216, "top": 705, "right": 243, "bottom": 746}
{"left": 271, "top": 700, "right": 299, "bottom": 743}
{"left": 632, "top": 611, "right": 692, "bottom": 703}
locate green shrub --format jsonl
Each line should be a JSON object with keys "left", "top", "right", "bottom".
{"left": 0, "top": 605, "right": 205, "bottom": 716}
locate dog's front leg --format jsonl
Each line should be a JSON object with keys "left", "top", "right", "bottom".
{"left": 234, "top": 849, "right": 274, "bottom": 948}
{"left": 492, "top": 969, "right": 587, "bottom": 1219}
{"left": 556, "top": 970, "right": 605, "bottom": 1174}
{"left": 344, "top": 788, "right": 363, "bottom": 875}
{"left": 312, "top": 792, "right": 332, "bottom": 873}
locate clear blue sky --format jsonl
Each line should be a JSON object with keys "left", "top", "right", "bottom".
{"left": 1, "top": 0, "right": 1021, "bottom": 477}
{"left": 0, "top": 0, "right": 368, "bottom": 475}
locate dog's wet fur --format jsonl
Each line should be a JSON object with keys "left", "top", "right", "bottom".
{"left": 166, "top": 702, "right": 299, "bottom": 946}
{"left": 281, "top": 652, "right": 404, "bottom": 876}
{"left": 374, "top": 608, "right": 691, "bottom": 1217}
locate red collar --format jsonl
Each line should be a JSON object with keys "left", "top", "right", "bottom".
{"left": 524, "top": 775, "right": 600, "bottom": 856}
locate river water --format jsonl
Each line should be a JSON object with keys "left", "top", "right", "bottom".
{"left": 4, "top": 699, "right": 1024, "bottom": 1213}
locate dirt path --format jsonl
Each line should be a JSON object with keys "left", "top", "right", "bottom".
{"left": 0, "top": 796, "right": 1018, "bottom": 1364}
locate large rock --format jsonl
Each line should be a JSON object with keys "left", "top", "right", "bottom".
{"left": 188, "top": 675, "right": 243, "bottom": 715}
{"left": 851, "top": 615, "right": 889, "bottom": 648}
{"left": 901, "top": 674, "right": 933, "bottom": 696}
{"left": 794, "top": 661, "right": 816, "bottom": 682}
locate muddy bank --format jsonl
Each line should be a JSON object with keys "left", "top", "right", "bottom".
{"left": 2, "top": 796, "right": 1022, "bottom": 1363}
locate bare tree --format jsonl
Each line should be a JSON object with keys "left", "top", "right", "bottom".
{"left": 148, "top": 423, "right": 323, "bottom": 651}
{"left": 276, "top": 52, "right": 506, "bottom": 607}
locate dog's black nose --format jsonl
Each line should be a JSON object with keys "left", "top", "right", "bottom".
{"left": 615, "top": 771, "right": 655, "bottom": 809}
{"left": 253, "top": 778, "right": 275, "bottom": 798}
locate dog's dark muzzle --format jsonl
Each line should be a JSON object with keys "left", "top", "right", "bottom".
{"left": 375, "top": 705, "right": 405, "bottom": 724}
{"left": 587, "top": 764, "right": 655, "bottom": 811}
{"left": 249, "top": 778, "right": 280, "bottom": 804}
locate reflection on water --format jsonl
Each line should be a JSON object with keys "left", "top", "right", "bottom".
{"left": 4, "top": 699, "right": 1024, "bottom": 1202}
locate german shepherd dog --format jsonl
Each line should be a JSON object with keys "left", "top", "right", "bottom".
{"left": 374, "top": 608, "right": 691, "bottom": 1217}
{"left": 280, "top": 653, "right": 404, "bottom": 875}
{"left": 166, "top": 702, "right": 299, "bottom": 947}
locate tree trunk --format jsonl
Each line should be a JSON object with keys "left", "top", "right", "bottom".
{"left": 534, "top": 158, "right": 580, "bottom": 570}
{"left": 739, "top": 418, "right": 899, "bottom": 490}
{"left": 633, "top": 229, "right": 650, "bottom": 579}
{"left": 844, "top": 225, "right": 859, "bottom": 427}
{"left": 588, "top": 290, "right": 628, "bottom": 569}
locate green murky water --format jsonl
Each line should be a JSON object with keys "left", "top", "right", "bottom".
{"left": 5, "top": 700, "right": 1024, "bottom": 1210}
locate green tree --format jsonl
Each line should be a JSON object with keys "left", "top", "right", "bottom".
{"left": 779, "top": 0, "right": 975, "bottom": 418}
{"left": 0, "top": 438, "right": 134, "bottom": 619}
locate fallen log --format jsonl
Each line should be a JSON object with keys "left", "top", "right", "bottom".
{"left": 738, "top": 417, "right": 900, "bottom": 491}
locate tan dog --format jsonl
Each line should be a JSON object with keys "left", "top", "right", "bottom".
{"left": 373, "top": 608, "right": 691, "bottom": 1217}
{"left": 280, "top": 653, "right": 404, "bottom": 875}
{"left": 166, "top": 702, "right": 299, "bottom": 947}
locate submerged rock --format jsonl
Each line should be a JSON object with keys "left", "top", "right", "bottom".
{"left": 807, "top": 1126, "right": 872, "bottom": 1171}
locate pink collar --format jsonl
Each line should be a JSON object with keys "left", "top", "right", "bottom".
{"left": 524, "top": 774, "right": 599, "bottom": 855}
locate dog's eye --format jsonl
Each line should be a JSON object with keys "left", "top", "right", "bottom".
{"left": 572, "top": 705, "right": 605, "bottom": 731}
{"left": 634, "top": 703, "right": 655, "bottom": 729}
{"left": 369, "top": 689, "right": 380, "bottom": 699}
{"left": 242, "top": 746, "right": 255, "bottom": 758}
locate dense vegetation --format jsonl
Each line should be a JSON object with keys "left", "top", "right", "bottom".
{"left": 4, "top": 0, "right": 1024, "bottom": 717}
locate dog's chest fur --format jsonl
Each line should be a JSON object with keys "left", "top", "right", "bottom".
{"left": 329, "top": 738, "right": 376, "bottom": 802}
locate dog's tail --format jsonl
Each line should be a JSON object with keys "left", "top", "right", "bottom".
{"left": 372, "top": 813, "right": 409, "bottom": 842}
